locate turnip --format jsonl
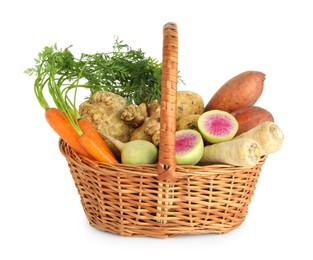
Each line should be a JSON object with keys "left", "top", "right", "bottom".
{"left": 200, "top": 138, "right": 261, "bottom": 167}
{"left": 235, "top": 121, "right": 284, "bottom": 155}
{"left": 101, "top": 133, "right": 158, "bottom": 164}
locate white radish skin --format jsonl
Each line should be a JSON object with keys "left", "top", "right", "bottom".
{"left": 235, "top": 121, "right": 284, "bottom": 155}
{"left": 200, "top": 138, "right": 261, "bottom": 167}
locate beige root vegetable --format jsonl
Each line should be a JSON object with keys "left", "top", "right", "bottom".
{"left": 235, "top": 121, "right": 284, "bottom": 155}
{"left": 124, "top": 91, "right": 203, "bottom": 125}
{"left": 130, "top": 92, "right": 203, "bottom": 145}
{"left": 79, "top": 91, "right": 134, "bottom": 155}
{"left": 129, "top": 100, "right": 161, "bottom": 144}
{"left": 176, "top": 114, "right": 200, "bottom": 131}
{"left": 176, "top": 91, "right": 204, "bottom": 120}
{"left": 129, "top": 120, "right": 153, "bottom": 142}
{"left": 147, "top": 99, "right": 161, "bottom": 118}
{"left": 144, "top": 117, "right": 160, "bottom": 146}
{"left": 120, "top": 103, "right": 148, "bottom": 127}
{"left": 130, "top": 115, "right": 161, "bottom": 145}
{"left": 200, "top": 138, "right": 261, "bottom": 167}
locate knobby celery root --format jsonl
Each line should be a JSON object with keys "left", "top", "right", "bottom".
{"left": 200, "top": 138, "right": 261, "bottom": 167}
{"left": 79, "top": 91, "right": 134, "bottom": 156}
{"left": 235, "top": 121, "right": 284, "bottom": 155}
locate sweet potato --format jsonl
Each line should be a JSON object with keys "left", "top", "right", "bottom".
{"left": 204, "top": 71, "right": 265, "bottom": 112}
{"left": 232, "top": 106, "right": 274, "bottom": 136}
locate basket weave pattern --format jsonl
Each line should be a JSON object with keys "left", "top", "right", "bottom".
{"left": 59, "top": 23, "right": 266, "bottom": 238}
{"left": 60, "top": 141, "right": 265, "bottom": 238}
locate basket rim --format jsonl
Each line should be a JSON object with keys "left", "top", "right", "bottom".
{"left": 59, "top": 138, "right": 266, "bottom": 178}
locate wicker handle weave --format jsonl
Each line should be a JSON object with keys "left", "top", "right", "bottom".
{"left": 157, "top": 23, "right": 178, "bottom": 183}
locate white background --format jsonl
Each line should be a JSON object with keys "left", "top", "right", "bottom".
{"left": 1, "top": 0, "right": 312, "bottom": 259}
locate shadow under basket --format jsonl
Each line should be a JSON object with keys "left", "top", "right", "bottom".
{"left": 58, "top": 23, "right": 267, "bottom": 238}
{"left": 59, "top": 139, "right": 266, "bottom": 238}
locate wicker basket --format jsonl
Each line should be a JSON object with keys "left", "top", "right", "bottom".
{"left": 59, "top": 22, "right": 266, "bottom": 238}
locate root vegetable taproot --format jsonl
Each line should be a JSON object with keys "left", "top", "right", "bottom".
{"left": 231, "top": 106, "right": 274, "bottom": 136}
{"left": 235, "top": 121, "right": 284, "bottom": 155}
{"left": 45, "top": 108, "right": 91, "bottom": 158}
{"left": 200, "top": 138, "right": 261, "bottom": 167}
{"left": 78, "top": 118, "right": 118, "bottom": 163}
{"left": 204, "top": 71, "right": 265, "bottom": 112}
{"left": 102, "top": 133, "right": 158, "bottom": 164}
{"left": 79, "top": 133, "right": 119, "bottom": 163}
{"left": 46, "top": 108, "right": 118, "bottom": 163}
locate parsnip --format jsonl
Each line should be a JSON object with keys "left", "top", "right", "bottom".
{"left": 235, "top": 121, "right": 284, "bottom": 155}
{"left": 200, "top": 138, "right": 261, "bottom": 167}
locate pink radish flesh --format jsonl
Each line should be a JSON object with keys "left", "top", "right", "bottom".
{"left": 204, "top": 114, "right": 234, "bottom": 136}
{"left": 176, "top": 132, "right": 197, "bottom": 154}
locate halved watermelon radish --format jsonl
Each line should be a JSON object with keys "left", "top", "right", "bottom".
{"left": 175, "top": 129, "right": 204, "bottom": 165}
{"left": 198, "top": 110, "right": 238, "bottom": 143}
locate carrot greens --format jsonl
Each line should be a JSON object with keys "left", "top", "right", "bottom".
{"left": 26, "top": 38, "right": 166, "bottom": 105}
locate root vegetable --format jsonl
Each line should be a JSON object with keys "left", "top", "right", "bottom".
{"left": 176, "top": 130, "right": 204, "bottom": 165}
{"left": 120, "top": 103, "right": 148, "bottom": 127}
{"left": 176, "top": 114, "right": 200, "bottom": 131}
{"left": 231, "top": 106, "right": 274, "bottom": 136}
{"left": 147, "top": 100, "right": 161, "bottom": 118}
{"left": 177, "top": 91, "right": 204, "bottom": 120}
{"left": 128, "top": 91, "right": 204, "bottom": 146}
{"left": 79, "top": 91, "right": 134, "bottom": 155}
{"left": 198, "top": 110, "right": 238, "bottom": 143}
{"left": 204, "top": 71, "right": 265, "bottom": 112}
{"left": 144, "top": 117, "right": 160, "bottom": 146}
{"left": 235, "top": 121, "right": 284, "bottom": 155}
{"left": 129, "top": 120, "right": 153, "bottom": 143}
{"left": 102, "top": 133, "right": 158, "bottom": 164}
{"left": 78, "top": 118, "right": 118, "bottom": 163}
{"left": 129, "top": 100, "right": 161, "bottom": 145}
{"left": 45, "top": 108, "right": 91, "bottom": 158}
{"left": 200, "top": 138, "right": 261, "bottom": 167}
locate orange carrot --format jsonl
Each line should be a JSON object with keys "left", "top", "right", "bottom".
{"left": 79, "top": 133, "right": 119, "bottom": 163}
{"left": 45, "top": 108, "right": 91, "bottom": 158}
{"left": 78, "top": 118, "right": 118, "bottom": 163}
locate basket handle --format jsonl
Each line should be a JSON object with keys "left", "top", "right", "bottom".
{"left": 157, "top": 22, "right": 178, "bottom": 182}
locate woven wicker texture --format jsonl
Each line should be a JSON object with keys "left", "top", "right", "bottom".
{"left": 157, "top": 22, "right": 178, "bottom": 182}
{"left": 59, "top": 22, "right": 266, "bottom": 238}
